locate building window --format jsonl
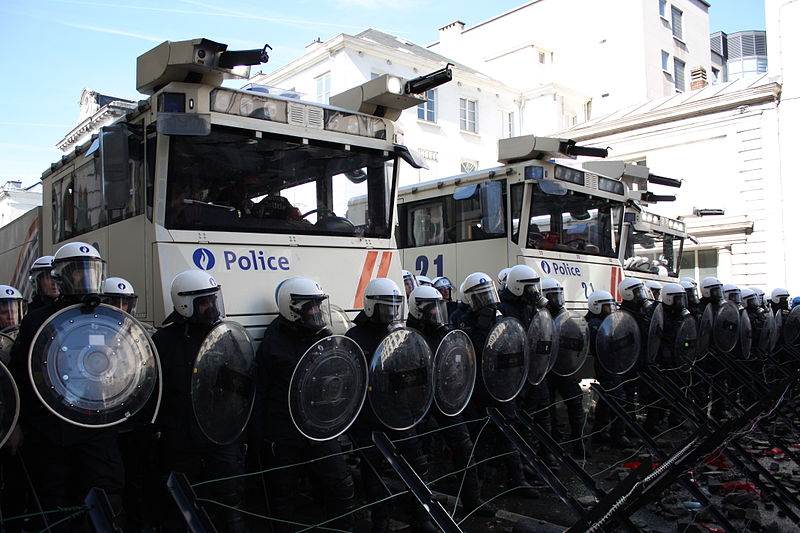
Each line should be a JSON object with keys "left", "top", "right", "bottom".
{"left": 584, "top": 100, "right": 592, "bottom": 121}
{"left": 459, "top": 98, "right": 478, "bottom": 133}
{"left": 659, "top": 0, "right": 667, "bottom": 17}
{"left": 500, "top": 110, "right": 515, "bottom": 138}
{"left": 680, "top": 249, "right": 718, "bottom": 281}
{"left": 661, "top": 50, "right": 670, "bottom": 72}
{"left": 316, "top": 74, "right": 331, "bottom": 104}
{"left": 674, "top": 58, "right": 686, "bottom": 91}
{"left": 671, "top": 6, "right": 683, "bottom": 40}
{"left": 460, "top": 159, "right": 478, "bottom": 173}
{"left": 417, "top": 89, "right": 437, "bottom": 122}
{"left": 538, "top": 51, "right": 546, "bottom": 64}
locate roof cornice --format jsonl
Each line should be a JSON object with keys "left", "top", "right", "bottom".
{"left": 56, "top": 101, "right": 137, "bottom": 152}
{"left": 558, "top": 82, "right": 781, "bottom": 141}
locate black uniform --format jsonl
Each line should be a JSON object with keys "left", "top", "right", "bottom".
{"left": 346, "top": 312, "right": 434, "bottom": 532}
{"left": 8, "top": 299, "right": 125, "bottom": 533}
{"left": 249, "top": 316, "right": 354, "bottom": 532}
{"left": 406, "top": 314, "right": 493, "bottom": 515}
{"left": 696, "top": 297, "right": 727, "bottom": 419}
{"left": 497, "top": 288, "right": 555, "bottom": 461}
{"left": 151, "top": 312, "right": 248, "bottom": 532}
{"left": 544, "top": 304, "right": 586, "bottom": 454}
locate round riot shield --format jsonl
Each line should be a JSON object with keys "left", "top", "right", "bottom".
{"left": 0, "top": 327, "right": 17, "bottom": 366}
{"left": 596, "top": 310, "right": 641, "bottom": 375}
{"left": 482, "top": 317, "right": 529, "bottom": 402}
{"left": 552, "top": 312, "right": 589, "bottom": 377}
{"left": 674, "top": 316, "right": 699, "bottom": 369}
{"left": 192, "top": 321, "right": 256, "bottom": 445}
{"left": 713, "top": 302, "right": 740, "bottom": 353}
{"left": 645, "top": 304, "right": 664, "bottom": 366}
{"left": 289, "top": 335, "right": 367, "bottom": 441}
{"left": 368, "top": 328, "right": 434, "bottom": 430}
{"left": 696, "top": 305, "right": 714, "bottom": 360}
{"left": 0, "top": 361, "right": 19, "bottom": 449}
{"left": 782, "top": 306, "right": 800, "bottom": 348}
{"left": 433, "top": 330, "right": 477, "bottom": 417}
{"left": 28, "top": 304, "right": 159, "bottom": 428}
{"left": 759, "top": 310, "right": 776, "bottom": 355}
{"left": 738, "top": 311, "right": 753, "bottom": 360}
{"left": 526, "top": 310, "right": 558, "bottom": 385}
{"left": 329, "top": 305, "right": 354, "bottom": 336}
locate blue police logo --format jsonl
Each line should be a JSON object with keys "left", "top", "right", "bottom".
{"left": 117, "top": 283, "right": 126, "bottom": 291}
{"left": 79, "top": 245, "right": 90, "bottom": 253}
{"left": 540, "top": 260, "right": 552, "bottom": 274}
{"left": 193, "top": 248, "right": 216, "bottom": 270}
{"left": 5, "top": 289, "right": 14, "bottom": 296}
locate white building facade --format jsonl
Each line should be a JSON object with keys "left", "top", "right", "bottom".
{"left": 0, "top": 181, "right": 42, "bottom": 229}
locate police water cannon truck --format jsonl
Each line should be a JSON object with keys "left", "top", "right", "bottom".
{"left": 0, "top": 38, "right": 452, "bottom": 339}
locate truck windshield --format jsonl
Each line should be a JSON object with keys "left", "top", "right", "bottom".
{"left": 165, "top": 125, "right": 395, "bottom": 238}
{"left": 526, "top": 184, "right": 623, "bottom": 258}
{"left": 624, "top": 229, "right": 684, "bottom": 277}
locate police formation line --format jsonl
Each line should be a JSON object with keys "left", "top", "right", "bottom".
{"left": 0, "top": 241, "right": 797, "bottom": 532}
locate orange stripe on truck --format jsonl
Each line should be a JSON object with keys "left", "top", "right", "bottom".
{"left": 353, "top": 251, "right": 379, "bottom": 307}
{"left": 376, "top": 251, "right": 393, "bottom": 278}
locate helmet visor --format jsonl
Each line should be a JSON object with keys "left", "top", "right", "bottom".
{"left": 725, "top": 290, "right": 742, "bottom": 305}
{"left": 371, "top": 294, "right": 405, "bottom": 324}
{"left": 631, "top": 285, "right": 647, "bottom": 303}
{"left": 465, "top": 283, "right": 500, "bottom": 311}
{"left": 101, "top": 294, "right": 138, "bottom": 315}
{"left": 545, "top": 288, "right": 565, "bottom": 308}
{"left": 415, "top": 298, "right": 448, "bottom": 327}
{"left": 190, "top": 290, "right": 225, "bottom": 325}
{"left": 30, "top": 270, "right": 59, "bottom": 299}
{"left": 0, "top": 300, "right": 24, "bottom": 329}
{"left": 522, "top": 282, "right": 542, "bottom": 302}
{"left": 403, "top": 273, "right": 418, "bottom": 296}
{"left": 668, "top": 292, "right": 687, "bottom": 310}
{"left": 708, "top": 285, "right": 723, "bottom": 300}
{"left": 686, "top": 288, "right": 699, "bottom": 305}
{"left": 53, "top": 258, "right": 106, "bottom": 296}
{"left": 291, "top": 295, "right": 331, "bottom": 330}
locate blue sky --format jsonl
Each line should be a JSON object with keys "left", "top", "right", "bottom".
{"left": 0, "top": 0, "right": 766, "bottom": 187}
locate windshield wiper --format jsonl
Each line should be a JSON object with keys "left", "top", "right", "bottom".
{"left": 183, "top": 199, "right": 237, "bottom": 212}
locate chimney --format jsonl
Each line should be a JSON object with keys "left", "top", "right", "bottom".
{"left": 305, "top": 38, "right": 323, "bottom": 52}
{"left": 438, "top": 20, "right": 465, "bottom": 50}
{"left": 690, "top": 66, "right": 708, "bottom": 90}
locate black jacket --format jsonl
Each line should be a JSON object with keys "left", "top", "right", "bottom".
{"left": 151, "top": 312, "right": 219, "bottom": 451}
{"left": 498, "top": 288, "right": 540, "bottom": 329}
{"left": 251, "top": 316, "right": 329, "bottom": 442}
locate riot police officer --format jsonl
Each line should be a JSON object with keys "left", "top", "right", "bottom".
{"left": 100, "top": 277, "right": 139, "bottom": 314}
{"left": 432, "top": 276, "right": 460, "bottom": 317}
{"left": 7, "top": 242, "right": 125, "bottom": 532}
{"left": 497, "top": 267, "right": 510, "bottom": 291}
{"left": 406, "top": 285, "right": 497, "bottom": 517}
{"left": 645, "top": 280, "right": 662, "bottom": 302}
{"left": 770, "top": 287, "right": 790, "bottom": 315}
{"left": 681, "top": 278, "right": 702, "bottom": 316}
{"left": 251, "top": 277, "right": 355, "bottom": 532}
{"left": 151, "top": 270, "right": 248, "bottom": 532}
{"left": 587, "top": 290, "right": 633, "bottom": 449}
{"left": 0, "top": 285, "right": 24, "bottom": 333}
{"left": 416, "top": 275, "right": 434, "bottom": 287}
{"left": 27, "top": 255, "right": 58, "bottom": 311}
{"left": 542, "top": 278, "right": 586, "bottom": 455}
{"left": 346, "top": 278, "right": 436, "bottom": 533}
{"left": 697, "top": 277, "right": 728, "bottom": 419}
{"left": 498, "top": 265, "right": 558, "bottom": 465}
{"left": 402, "top": 269, "right": 418, "bottom": 297}
{"left": 455, "top": 272, "right": 539, "bottom": 496}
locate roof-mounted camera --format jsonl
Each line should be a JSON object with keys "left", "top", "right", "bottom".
{"left": 498, "top": 136, "right": 608, "bottom": 163}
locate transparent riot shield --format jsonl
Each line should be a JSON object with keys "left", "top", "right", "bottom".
{"left": 368, "top": 328, "right": 434, "bottom": 430}
{"left": 526, "top": 310, "right": 557, "bottom": 385}
{"left": 596, "top": 310, "right": 641, "bottom": 375}
{"left": 644, "top": 304, "right": 664, "bottom": 367}
{"left": 191, "top": 321, "right": 257, "bottom": 445}
{"left": 0, "top": 361, "right": 19, "bottom": 449}
{"left": 433, "top": 330, "right": 477, "bottom": 417}
{"left": 782, "top": 306, "right": 800, "bottom": 348}
{"left": 0, "top": 326, "right": 18, "bottom": 366}
{"left": 759, "top": 311, "right": 776, "bottom": 355}
{"left": 329, "top": 305, "right": 355, "bottom": 336}
{"left": 289, "top": 335, "right": 367, "bottom": 441}
{"left": 713, "top": 301, "right": 740, "bottom": 353}
{"left": 696, "top": 305, "right": 714, "bottom": 360}
{"left": 552, "top": 311, "right": 589, "bottom": 377}
{"left": 738, "top": 310, "right": 753, "bottom": 360}
{"left": 674, "top": 316, "right": 699, "bottom": 370}
{"left": 482, "top": 317, "right": 529, "bottom": 402}
{"left": 29, "top": 304, "right": 159, "bottom": 428}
